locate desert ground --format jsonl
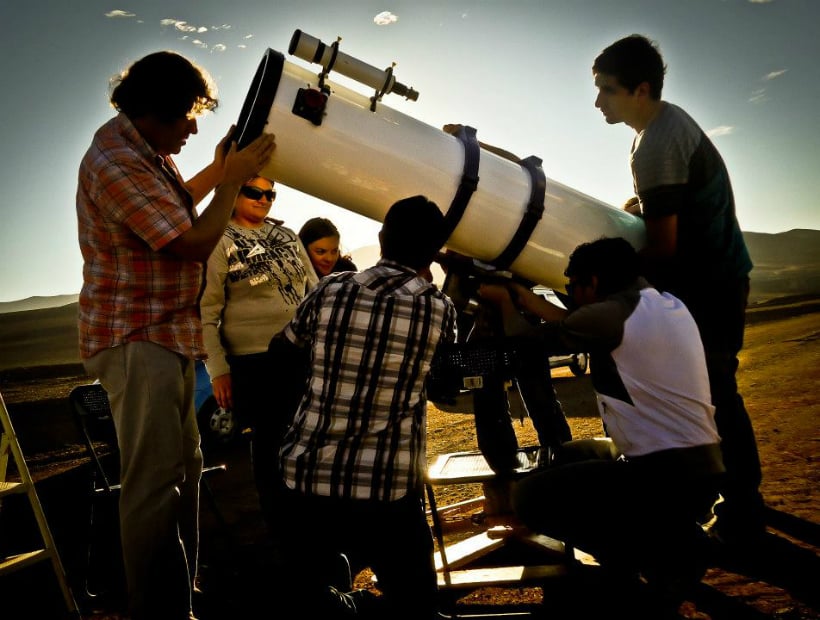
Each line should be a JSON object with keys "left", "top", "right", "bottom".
{"left": 0, "top": 301, "right": 818, "bottom": 619}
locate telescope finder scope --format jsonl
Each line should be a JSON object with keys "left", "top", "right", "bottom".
{"left": 289, "top": 29, "right": 419, "bottom": 102}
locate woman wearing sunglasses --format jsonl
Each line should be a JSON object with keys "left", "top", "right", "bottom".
{"left": 200, "top": 176, "right": 318, "bottom": 531}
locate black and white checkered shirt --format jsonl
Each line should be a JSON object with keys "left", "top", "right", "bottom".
{"left": 281, "top": 259, "right": 457, "bottom": 501}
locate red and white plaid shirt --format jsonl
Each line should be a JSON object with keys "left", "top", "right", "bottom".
{"left": 77, "top": 113, "right": 205, "bottom": 360}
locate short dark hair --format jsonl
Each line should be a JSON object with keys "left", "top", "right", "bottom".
{"left": 565, "top": 237, "right": 640, "bottom": 298}
{"left": 592, "top": 35, "right": 666, "bottom": 100}
{"left": 381, "top": 196, "right": 446, "bottom": 269}
{"left": 110, "top": 51, "right": 218, "bottom": 122}
{"left": 299, "top": 217, "right": 340, "bottom": 248}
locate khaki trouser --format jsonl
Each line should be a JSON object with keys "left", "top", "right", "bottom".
{"left": 85, "top": 341, "right": 203, "bottom": 620}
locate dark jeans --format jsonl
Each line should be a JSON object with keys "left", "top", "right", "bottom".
{"left": 678, "top": 277, "right": 764, "bottom": 524}
{"left": 474, "top": 337, "right": 571, "bottom": 475}
{"left": 227, "top": 347, "right": 305, "bottom": 534}
{"left": 513, "top": 439, "right": 721, "bottom": 575}
{"left": 275, "top": 487, "right": 438, "bottom": 619}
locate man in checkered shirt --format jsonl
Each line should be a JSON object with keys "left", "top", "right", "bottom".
{"left": 77, "top": 51, "right": 274, "bottom": 620}
{"left": 275, "top": 195, "right": 457, "bottom": 619}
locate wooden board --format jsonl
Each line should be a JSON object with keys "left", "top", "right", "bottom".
{"left": 437, "top": 564, "right": 568, "bottom": 589}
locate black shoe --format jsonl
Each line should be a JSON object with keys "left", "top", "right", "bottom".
{"left": 704, "top": 513, "right": 766, "bottom": 547}
{"left": 708, "top": 495, "right": 767, "bottom": 544}
{"left": 322, "top": 586, "right": 359, "bottom": 617}
{"left": 642, "top": 563, "right": 707, "bottom": 609}
{"left": 641, "top": 527, "right": 710, "bottom": 610}
{"left": 321, "top": 586, "right": 379, "bottom": 618}
{"left": 331, "top": 552, "right": 353, "bottom": 592}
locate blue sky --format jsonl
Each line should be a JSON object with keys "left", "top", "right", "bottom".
{"left": 1, "top": 0, "right": 817, "bottom": 302}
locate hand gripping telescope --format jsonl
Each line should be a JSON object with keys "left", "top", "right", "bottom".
{"left": 232, "top": 30, "right": 645, "bottom": 292}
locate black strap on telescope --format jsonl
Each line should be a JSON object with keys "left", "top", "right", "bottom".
{"left": 490, "top": 156, "right": 546, "bottom": 270}
{"left": 442, "top": 125, "right": 480, "bottom": 241}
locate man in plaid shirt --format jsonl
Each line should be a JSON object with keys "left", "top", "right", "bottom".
{"left": 275, "top": 196, "right": 457, "bottom": 619}
{"left": 77, "top": 51, "right": 274, "bottom": 620}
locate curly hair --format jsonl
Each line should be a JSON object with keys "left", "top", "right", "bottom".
{"left": 110, "top": 51, "right": 218, "bottom": 121}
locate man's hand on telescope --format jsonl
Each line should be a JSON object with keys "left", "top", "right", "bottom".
{"left": 478, "top": 282, "right": 545, "bottom": 338}
{"left": 443, "top": 123, "right": 521, "bottom": 163}
{"left": 222, "top": 132, "right": 277, "bottom": 185}
{"left": 623, "top": 195, "right": 642, "bottom": 215}
{"left": 477, "top": 283, "right": 521, "bottom": 325}
{"left": 477, "top": 282, "right": 513, "bottom": 306}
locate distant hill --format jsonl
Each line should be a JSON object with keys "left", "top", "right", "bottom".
{"left": 0, "top": 294, "right": 78, "bottom": 314}
{"left": 0, "top": 303, "right": 80, "bottom": 370}
{"left": 743, "top": 229, "right": 820, "bottom": 304}
{"left": 0, "top": 230, "right": 817, "bottom": 371}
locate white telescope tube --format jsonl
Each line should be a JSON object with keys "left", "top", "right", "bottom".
{"left": 233, "top": 44, "right": 645, "bottom": 291}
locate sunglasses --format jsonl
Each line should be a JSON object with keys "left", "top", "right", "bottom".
{"left": 239, "top": 186, "right": 276, "bottom": 201}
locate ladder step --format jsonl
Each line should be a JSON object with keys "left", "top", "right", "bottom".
{"left": 0, "top": 480, "right": 28, "bottom": 498}
{"left": 2, "top": 391, "right": 81, "bottom": 615}
{"left": 437, "top": 563, "right": 569, "bottom": 589}
{"left": 435, "top": 531, "right": 505, "bottom": 571}
{"left": 0, "top": 549, "right": 50, "bottom": 575}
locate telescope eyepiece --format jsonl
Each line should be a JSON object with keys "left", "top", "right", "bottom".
{"left": 392, "top": 82, "right": 419, "bottom": 102}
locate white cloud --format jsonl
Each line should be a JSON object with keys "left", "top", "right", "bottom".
{"left": 105, "top": 10, "right": 135, "bottom": 18}
{"left": 212, "top": 44, "right": 227, "bottom": 53}
{"left": 161, "top": 19, "right": 209, "bottom": 33}
{"left": 374, "top": 11, "right": 398, "bottom": 26}
{"left": 764, "top": 69, "right": 787, "bottom": 81}
{"left": 749, "top": 89, "right": 766, "bottom": 103}
{"left": 748, "top": 69, "right": 785, "bottom": 104}
{"left": 706, "top": 125, "right": 734, "bottom": 138}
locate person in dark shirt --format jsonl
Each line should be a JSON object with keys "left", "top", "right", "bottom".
{"left": 592, "top": 34, "right": 763, "bottom": 543}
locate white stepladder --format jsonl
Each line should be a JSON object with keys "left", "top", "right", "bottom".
{"left": 0, "top": 390, "right": 81, "bottom": 619}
